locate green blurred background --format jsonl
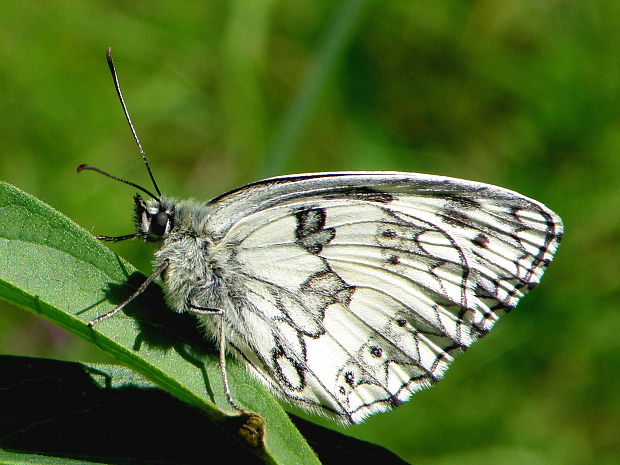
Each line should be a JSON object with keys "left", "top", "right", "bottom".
{"left": 1, "top": 1, "right": 619, "bottom": 464}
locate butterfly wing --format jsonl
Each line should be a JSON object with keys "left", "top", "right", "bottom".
{"left": 202, "top": 172, "right": 563, "bottom": 424}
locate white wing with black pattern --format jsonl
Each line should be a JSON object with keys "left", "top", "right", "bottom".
{"left": 157, "top": 172, "right": 562, "bottom": 424}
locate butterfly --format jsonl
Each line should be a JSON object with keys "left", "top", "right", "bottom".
{"left": 83, "top": 49, "right": 563, "bottom": 425}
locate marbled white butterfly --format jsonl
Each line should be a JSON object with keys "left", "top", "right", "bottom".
{"left": 83, "top": 49, "right": 563, "bottom": 424}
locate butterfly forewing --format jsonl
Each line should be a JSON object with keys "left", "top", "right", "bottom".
{"left": 192, "top": 173, "right": 562, "bottom": 423}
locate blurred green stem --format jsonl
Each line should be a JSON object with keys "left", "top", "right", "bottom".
{"left": 262, "top": 0, "right": 370, "bottom": 177}
{"left": 222, "top": 0, "right": 276, "bottom": 180}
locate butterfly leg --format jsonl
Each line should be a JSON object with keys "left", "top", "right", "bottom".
{"left": 87, "top": 259, "right": 169, "bottom": 326}
{"left": 187, "top": 302, "right": 245, "bottom": 414}
{"left": 96, "top": 233, "right": 138, "bottom": 242}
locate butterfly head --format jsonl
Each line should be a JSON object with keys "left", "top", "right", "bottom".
{"left": 134, "top": 194, "right": 175, "bottom": 242}
{"left": 76, "top": 164, "right": 171, "bottom": 243}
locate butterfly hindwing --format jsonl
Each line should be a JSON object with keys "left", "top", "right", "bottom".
{"left": 195, "top": 172, "right": 562, "bottom": 423}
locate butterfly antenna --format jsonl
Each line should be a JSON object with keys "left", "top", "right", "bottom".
{"left": 106, "top": 47, "right": 162, "bottom": 198}
{"left": 77, "top": 164, "right": 160, "bottom": 201}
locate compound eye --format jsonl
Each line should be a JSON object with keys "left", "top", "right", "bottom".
{"left": 151, "top": 211, "right": 170, "bottom": 237}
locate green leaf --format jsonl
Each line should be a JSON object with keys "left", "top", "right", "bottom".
{"left": 0, "top": 451, "right": 105, "bottom": 465}
{"left": 0, "top": 181, "right": 320, "bottom": 465}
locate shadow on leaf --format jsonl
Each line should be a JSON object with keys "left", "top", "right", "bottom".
{"left": 0, "top": 355, "right": 411, "bottom": 465}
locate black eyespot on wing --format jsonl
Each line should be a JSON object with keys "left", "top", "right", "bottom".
{"left": 472, "top": 233, "right": 490, "bottom": 248}
{"left": 370, "top": 346, "right": 383, "bottom": 358}
{"left": 295, "top": 208, "right": 336, "bottom": 254}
